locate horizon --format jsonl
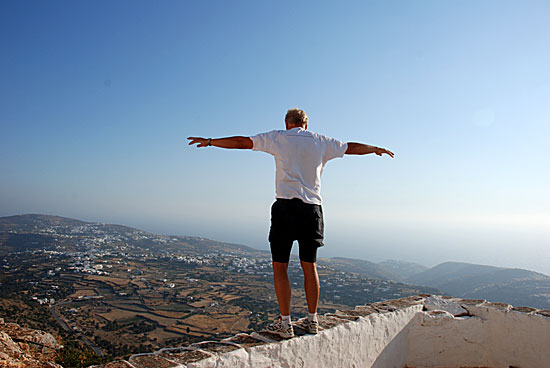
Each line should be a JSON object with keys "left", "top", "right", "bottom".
{"left": 3, "top": 212, "right": 549, "bottom": 278}
{"left": 1, "top": 1, "right": 549, "bottom": 276}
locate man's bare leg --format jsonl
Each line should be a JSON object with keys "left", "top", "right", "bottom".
{"left": 272, "top": 261, "right": 291, "bottom": 316}
{"left": 300, "top": 260, "right": 320, "bottom": 314}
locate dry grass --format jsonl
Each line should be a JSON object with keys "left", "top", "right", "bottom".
{"left": 147, "top": 310, "right": 188, "bottom": 319}
{"left": 166, "top": 325, "right": 209, "bottom": 338}
{"left": 130, "top": 280, "right": 146, "bottom": 288}
{"left": 188, "top": 300, "right": 212, "bottom": 308}
{"left": 86, "top": 275, "right": 130, "bottom": 287}
{"left": 148, "top": 327, "right": 183, "bottom": 340}
{"left": 98, "top": 309, "right": 137, "bottom": 322}
{"left": 220, "top": 294, "right": 242, "bottom": 302}
{"left": 68, "top": 289, "right": 97, "bottom": 298}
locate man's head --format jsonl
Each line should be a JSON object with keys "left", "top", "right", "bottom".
{"left": 285, "top": 108, "right": 308, "bottom": 130}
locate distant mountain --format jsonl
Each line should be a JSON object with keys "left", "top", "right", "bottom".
{"left": 377, "top": 260, "right": 428, "bottom": 282}
{"left": 0, "top": 215, "right": 414, "bottom": 281}
{"left": 176, "top": 236, "right": 267, "bottom": 255}
{"left": 0, "top": 214, "right": 266, "bottom": 256}
{"left": 0, "top": 214, "right": 89, "bottom": 231}
{"left": 318, "top": 257, "right": 398, "bottom": 280}
{"left": 406, "top": 261, "right": 550, "bottom": 309}
{"left": 0, "top": 214, "right": 442, "bottom": 362}
{"left": 5, "top": 215, "right": 549, "bottom": 309}
{"left": 318, "top": 258, "right": 428, "bottom": 282}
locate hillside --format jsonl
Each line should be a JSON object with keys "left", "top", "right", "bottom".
{"left": 407, "top": 261, "right": 550, "bottom": 309}
{"left": 0, "top": 214, "right": 265, "bottom": 256}
{"left": 318, "top": 257, "right": 396, "bottom": 280}
{"left": 377, "top": 259, "right": 428, "bottom": 281}
{"left": 318, "top": 258, "right": 428, "bottom": 282}
{"left": 0, "top": 214, "right": 89, "bottom": 231}
{"left": 0, "top": 214, "right": 437, "bottom": 361}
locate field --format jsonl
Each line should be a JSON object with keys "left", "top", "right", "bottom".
{"left": 0, "top": 216, "right": 438, "bottom": 361}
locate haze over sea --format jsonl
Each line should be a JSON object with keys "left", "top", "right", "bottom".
{"left": 1, "top": 1, "right": 549, "bottom": 275}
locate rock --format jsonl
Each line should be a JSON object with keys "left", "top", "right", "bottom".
{"left": 426, "top": 310, "right": 455, "bottom": 318}
{"left": 0, "top": 331, "right": 23, "bottom": 356}
{"left": 511, "top": 306, "right": 537, "bottom": 314}
{"left": 424, "top": 295, "right": 468, "bottom": 316}
{"left": 0, "top": 319, "right": 62, "bottom": 368}
{"left": 3, "top": 322, "right": 62, "bottom": 351}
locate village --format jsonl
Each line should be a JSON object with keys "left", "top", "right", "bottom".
{"left": 0, "top": 217, "right": 436, "bottom": 359}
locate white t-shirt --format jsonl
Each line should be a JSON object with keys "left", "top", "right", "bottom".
{"left": 251, "top": 127, "right": 348, "bottom": 205}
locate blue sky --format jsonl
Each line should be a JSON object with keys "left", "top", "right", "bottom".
{"left": 1, "top": 1, "right": 549, "bottom": 274}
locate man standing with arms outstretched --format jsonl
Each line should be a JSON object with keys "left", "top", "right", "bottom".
{"left": 188, "top": 108, "right": 394, "bottom": 338}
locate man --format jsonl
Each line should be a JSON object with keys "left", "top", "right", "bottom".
{"left": 188, "top": 108, "right": 394, "bottom": 338}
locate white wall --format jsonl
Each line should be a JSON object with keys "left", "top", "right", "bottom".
{"left": 123, "top": 297, "right": 550, "bottom": 368}
{"left": 189, "top": 305, "right": 422, "bottom": 368}
{"left": 407, "top": 313, "right": 493, "bottom": 367}
{"left": 407, "top": 302, "right": 550, "bottom": 368}
{"left": 466, "top": 305, "right": 550, "bottom": 368}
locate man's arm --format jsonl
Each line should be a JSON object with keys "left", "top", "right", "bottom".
{"left": 187, "top": 136, "right": 253, "bottom": 150}
{"left": 345, "top": 142, "right": 394, "bottom": 158}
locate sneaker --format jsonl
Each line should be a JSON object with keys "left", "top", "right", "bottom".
{"left": 294, "top": 317, "right": 319, "bottom": 334}
{"left": 265, "top": 317, "right": 295, "bottom": 338}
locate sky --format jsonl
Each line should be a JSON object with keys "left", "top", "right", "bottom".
{"left": 1, "top": 1, "right": 549, "bottom": 274}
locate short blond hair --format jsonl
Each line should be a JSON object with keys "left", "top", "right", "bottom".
{"left": 285, "top": 108, "right": 309, "bottom": 127}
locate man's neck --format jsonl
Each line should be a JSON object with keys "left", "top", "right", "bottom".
{"left": 286, "top": 124, "right": 307, "bottom": 131}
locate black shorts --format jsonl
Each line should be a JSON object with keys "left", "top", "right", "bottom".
{"left": 269, "top": 198, "right": 324, "bottom": 263}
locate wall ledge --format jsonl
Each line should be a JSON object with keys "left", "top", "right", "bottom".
{"left": 96, "top": 295, "right": 550, "bottom": 368}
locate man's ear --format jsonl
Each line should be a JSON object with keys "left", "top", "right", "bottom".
{"left": 304, "top": 123, "right": 308, "bottom": 130}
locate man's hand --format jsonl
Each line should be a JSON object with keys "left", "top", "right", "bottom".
{"left": 187, "top": 136, "right": 253, "bottom": 150}
{"left": 374, "top": 147, "right": 394, "bottom": 158}
{"left": 345, "top": 142, "right": 394, "bottom": 157}
{"left": 187, "top": 137, "right": 210, "bottom": 147}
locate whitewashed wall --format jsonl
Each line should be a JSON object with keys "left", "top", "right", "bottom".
{"left": 115, "top": 296, "right": 550, "bottom": 368}
{"left": 189, "top": 299, "right": 550, "bottom": 368}
{"left": 188, "top": 305, "right": 422, "bottom": 368}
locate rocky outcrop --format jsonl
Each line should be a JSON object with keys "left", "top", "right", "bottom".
{"left": 0, "top": 318, "right": 63, "bottom": 368}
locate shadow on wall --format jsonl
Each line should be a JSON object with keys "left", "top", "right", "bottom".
{"left": 371, "top": 317, "right": 416, "bottom": 368}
